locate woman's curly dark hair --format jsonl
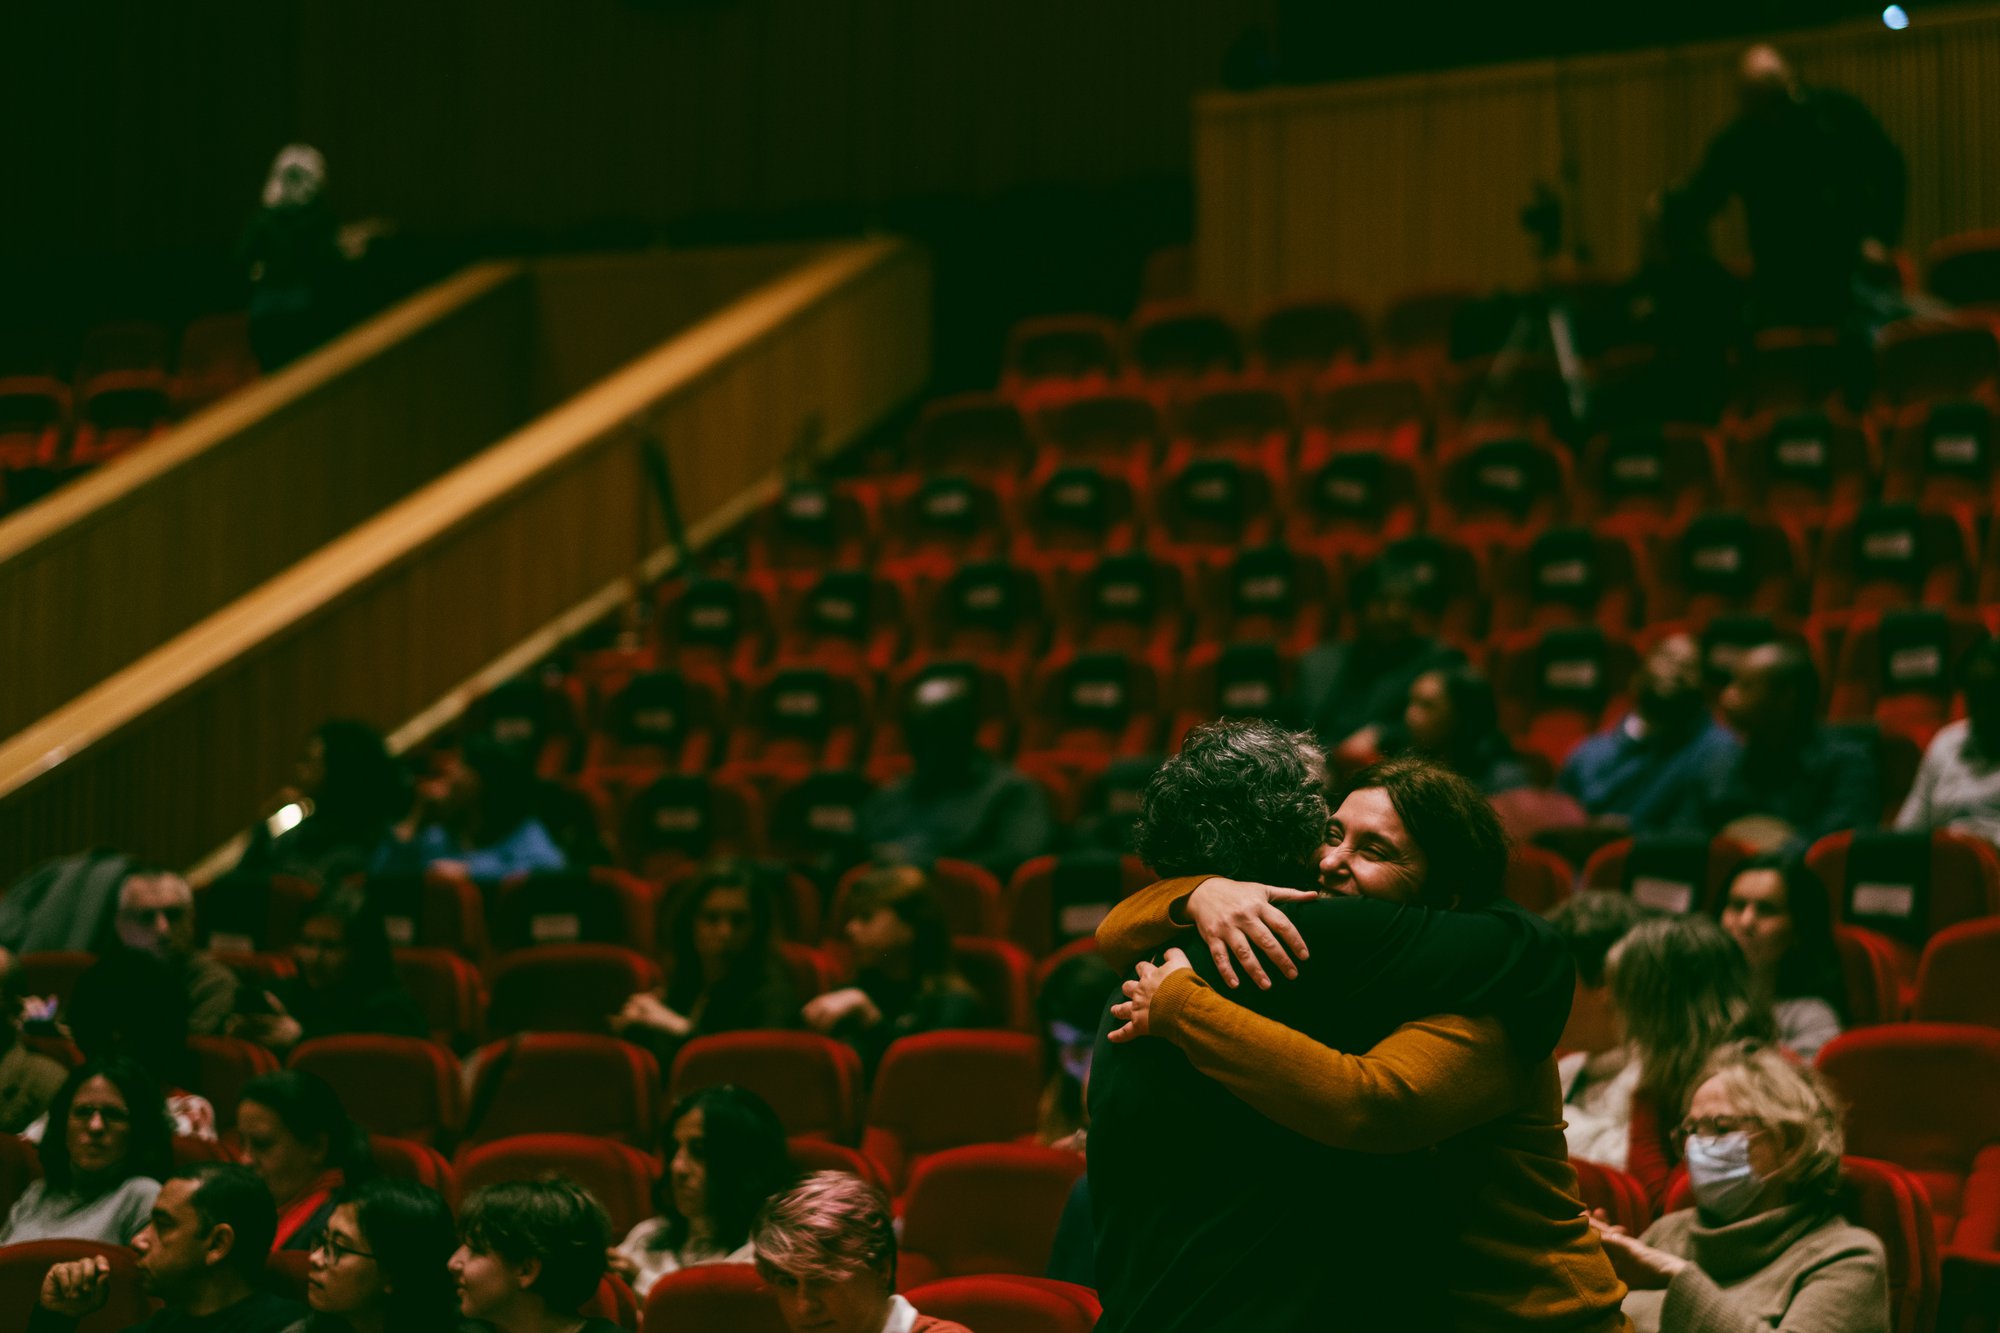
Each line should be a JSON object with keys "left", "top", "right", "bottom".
{"left": 1135, "top": 720, "right": 1330, "bottom": 890}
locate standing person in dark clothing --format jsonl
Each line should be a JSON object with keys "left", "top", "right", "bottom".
{"left": 1290, "top": 558, "right": 1464, "bottom": 761}
{"left": 862, "top": 674, "right": 1053, "bottom": 880}
{"left": 30, "top": 1163, "right": 304, "bottom": 1333}
{"left": 240, "top": 144, "right": 345, "bottom": 371}
{"left": 228, "top": 887, "right": 425, "bottom": 1056}
{"left": 1675, "top": 45, "right": 1906, "bottom": 328}
{"left": 1666, "top": 640, "right": 1879, "bottom": 853}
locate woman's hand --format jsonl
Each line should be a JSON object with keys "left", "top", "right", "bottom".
{"left": 605, "top": 1248, "right": 640, "bottom": 1284}
{"left": 611, "top": 992, "right": 691, "bottom": 1040}
{"left": 1107, "top": 948, "right": 1193, "bottom": 1043}
{"left": 1185, "top": 878, "right": 1317, "bottom": 990}
{"left": 801, "top": 987, "right": 881, "bottom": 1034}
{"left": 1588, "top": 1211, "right": 1689, "bottom": 1290}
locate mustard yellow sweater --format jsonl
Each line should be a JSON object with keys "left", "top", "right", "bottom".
{"left": 1100, "top": 878, "right": 1631, "bottom": 1333}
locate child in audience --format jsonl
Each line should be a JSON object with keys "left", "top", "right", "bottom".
{"left": 236, "top": 1070, "right": 378, "bottom": 1252}
{"left": 609, "top": 1085, "right": 794, "bottom": 1299}
{"left": 302, "top": 1177, "right": 463, "bottom": 1332}
{"left": 612, "top": 859, "right": 797, "bottom": 1063}
{"left": 753, "top": 1172, "right": 973, "bottom": 1333}
{"left": 1715, "top": 854, "right": 1846, "bottom": 1060}
{"left": 230, "top": 886, "right": 425, "bottom": 1055}
{"left": 803, "top": 867, "right": 983, "bottom": 1074}
{"left": 1, "top": 1057, "right": 172, "bottom": 1245}
{"left": 451, "top": 1178, "right": 624, "bottom": 1332}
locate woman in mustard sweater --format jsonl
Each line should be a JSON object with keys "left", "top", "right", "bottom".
{"left": 1103, "top": 748, "right": 1630, "bottom": 1333}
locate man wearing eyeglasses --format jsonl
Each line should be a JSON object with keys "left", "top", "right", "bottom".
{"left": 113, "top": 873, "right": 237, "bottom": 1037}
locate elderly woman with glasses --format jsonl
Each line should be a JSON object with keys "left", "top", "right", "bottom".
{"left": 0, "top": 1056, "right": 173, "bottom": 1245}
{"left": 302, "top": 1178, "right": 463, "bottom": 1333}
{"left": 1591, "top": 1040, "right": 1891, "bottom": 1333}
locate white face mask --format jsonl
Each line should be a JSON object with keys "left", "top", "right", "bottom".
{"left": 1684, "top": 1131, "right": 1767, "bottom": 1221}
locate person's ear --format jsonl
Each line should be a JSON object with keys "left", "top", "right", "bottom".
{"left": 511, "top": 1256, "right": 542, "bottom": 1293}
{"left": 205, "top": 1222, "right": 236, "bottom": 1270}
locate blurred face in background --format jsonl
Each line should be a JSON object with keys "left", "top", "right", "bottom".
{"left": 292, "top": 913, "right": 351, "bottom": 992}
{"left": 1403, "top": 672, "right": 1455, "bottom": 754}
{"left": 1635, "top": 633, "right": 1706, "bottom": 732}
{"left": 667, "top": 1107, "right": 709, "bottom": 1226}
{"left": 237, "top": 1099, "right": 328, "bottom": 1205}
{"left": 692, "top": 886, "right": 756, "bottom": 972}
{"left": 1720, "top": 867, "right": 1795, "bottom": 976}
{"left": 115, "top": 876, "right": 197, "bottom": 959}
{"left": 844, "top": 906, "right": 913, "bottom": 972}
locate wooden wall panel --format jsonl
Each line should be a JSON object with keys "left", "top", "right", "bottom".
{"left": 0, "top": 240, "right": 929, "bottom": 882}
{"left": 1196, "top": 7, "right": 2000, "bottom": 315}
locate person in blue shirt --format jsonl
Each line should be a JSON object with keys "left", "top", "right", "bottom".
{"left": 373, "top": 738, "right": 566, "bottom": 883}
{"left": 1559, "top": 633, "right": 1737, "bottom": 833}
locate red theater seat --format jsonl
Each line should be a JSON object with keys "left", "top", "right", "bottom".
{"left": 460, "top": 1034, "right": 658, "bottom": 1148}
{"left": 721, "top": 666, "right": 873, "bottom": 780}
{"left": 1006, "top": 853, "right": 1154, "bottom": 958}
{"left": 486, "top": 943, "right": 660, "bottom": 1037}
{"left": 0, "top": 1240, "right": 149, "bottom": 1333}
{"left": 1805, "top": 828, "right": 2000, "bottom": 949}
{"left": 1056, "top": 552, "right": 1187, "bottom": 659}
{"left": 1036, "top": 389, "right": 1166, "bottom": 473}
{"left": 1165, "top": 377, "right": 1293, "bottom": 478}
{"left": 186, "top": 1035, "right": 281, "bottom": 1133}
{"left": 1928, "top": 229, "right": 2000, "bottom": 308}
{"left": 584, "top": 1274, "right": 642, "bottom": 1330}
{"left": 1570, "top": 1159, "right": 1652, "bottom": 1234}
{"left": 1002, "top": 315, "right": 1126, "bottom": 399}
{"left": 898, "top": 1144, "right": 1086, "bottom": 1287}
{"left": 581, "top": 670, "right": 730, "bottom": 781}
{"left": 642, "top": 1263, "right": 789, "bottom": 1333}
{"left": 1255, "top": 298, "right": 1370, "bottom": 383}
{"left": 10, "top": 953, "right": 96, "bottom": 1007}
{"left": 1581, "top": 835, "right": 1753, "bottom": 916}
{"left": 1152, "top": 455, "right": 1281, "bottom": 561}
{"left": 1168, "top": 640, "right": 1293, "bottom": 750}
{"left": 1192, "top": 544, "right": 1334, "bottom": 654}
{"left": 1729, "top": 326, "right": 1847, "bottom": 420}
{"left": 1300, "top": 366, "right": 1431, "bottom": 462}
{"left": 288, "top": 1035, "right": 462, "bottom": 1146}
{"left": 1914, "top": 918, "right": 2000, "bottom": 1027}
{"left": 950, "top": 938, "right": 1035, "bottom": 1033}
{"left": 369, "top": 1135, "right": 459, "bottom": 1209}
{"left": 1504, "top": 846, "right": 1576, "bottom": 914}
{"left": 1017, "top": 463, "right": 1143, "bottom": 567}
{"left": 0, "top": 1135, "right": 41, "bottom": 1220}
{"left": 172, "top": 312, "right": 257, "bottom": 413}
{"left": 862, "top": 1032, "right": 1042, "bottom": 1194}
{"left": 1376, "top": 533, "right": 1490, "bottom": 648}
{"left": 1874, "top": 317, "right": 2000, "bottom": 413}
{"left": 366, "top": 871, "right": 487, "bottom": 958}
{"left": 909, "top": 393, "right": 1039, "bottom": 489}
{"left": 1129, "top": 302, "right": 1243, "bottom": 384}
{"left": 1812, "top": 502, "right": 1977, "bottom": 617}
{"left": 392, "top": 947, "right": 486, "bottom": 1048}
{"left": 656, "top": 575, "right": 772, "bottom": 677}
{"left": 612, "top": 774, "right": 766, "bottom": 884}
{"left": 1836, "top": 925, "right": 1908, "bottom": 1027}
{"left": 1650, "top": 511, "right": 1809, "bottom": 624}
{"left": 880, "top": 473, "right": 1011, "bottom": 576}
{"left": 1286, "top": 451, "right": 1427, "bottom": 564}
{"left": 1380, "top": 287, "right": 1474, "bottom": 368}
{"left": 1491, "top": 528, "right": 1646, "bottom": 635}
{"left": 455, "top": 1133, "right": 660, "bottom": 1237}
{"left": 670, "top": 1032, "right": 865, "bottom": 1144}
{"left": 1432, "top": 435, "right": 1573, "bottom": 549}
{"left": 904, "top": 1275, "right": 1102, "bottom": 1333}
{"left": 1826, "top": 607, "right": 1987, "bottom": 747}
{"left": 1726, "top": 410, "right": 1873, "bottom": 532}
{"left": 1883, "top": 399, "right": 1999, "bottom": 513}
{"left": 787, "top": 1136, "right": 885, "bottom": 1188}
{"left": 746, "top": 481, "right": 873, "bottom": 574}
{"left": 1577, "top": 423, "right": 1722, "bottom": 538}
{"left": 828, "top": 860, "right": 1004, "bottom": 942}
{"left": 765, "top": 570, "right": 910, "bottom": 675}
{"left": 1017, "top": 650, "right": 1163, "bottom": 771}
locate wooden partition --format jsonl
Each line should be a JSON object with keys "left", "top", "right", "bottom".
{"left": 1195, "top": 6, "right": 2000, "bottom": 315}
{"left": 0, "top": 238, "right": 929, "bottom": 882}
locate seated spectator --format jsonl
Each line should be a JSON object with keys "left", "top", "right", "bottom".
{"left": 1384, "top": 665, "right": 1533, "bottom": 795}
{"left": 0, "top": 968, "right": 67, "bottom": 1133}
{"left": 1, "top": 1057, "right": 171, "bottom": 1245}
{"left": 1896, "top": 637, "right": 2000, "bottom": 846}
{"left": 236, "top": 1069, "right": 378, "bottom": 1252}
{"left": 30, "top": 1162, "right": 304, "bottom": 1332}
{"left": 1715, "top": 855, "right": 1846, "bottom": 1061}
{"left": 450, "top": 1177, "right": 623, "bottom": 1332}
{"left": 1611, "top": 916, "right": 1776, "bottom": 1206}
{"left": 610, "top": 1085, "right": 793, "bottom": 1299}
{"left": 612, "top": 860, "right": 796, "bottom": 1064}
{"left": 803, "top": 867, "right": 984, "bottom": 1074}
{"left": 863, "top": 673, "right": 1054, "bottom": 879}
{"left": 1593, "top": 1040, "right": 1890, "bottom": 1333}
{"left": 231, "top": 886, "right": 425, "bottom": 1055}
{"left": 61, "top": 949, "right": 216, "bottom": 1141}
{"left": 1549, "top": 891, "right": 1650, "bottom": 1169}
{"left": 233, "top": 720, "right": 410, "bottom": 885}
{"left": 1668, "top": 639, "right": 1879, "bottom": 853}
{"left": 302, "top": 1177, "right": 462, "bottom": 1333}
{"left": 373, "top": 739, "right": 566, "bottom": 883}
{"left": 112, "top": 870, "right": 237, "bottom": 1037}
{"left": 1559, "top": 633, "right": 1737, "bottom": 832}
{"left": 1289, "top": 557, "right": 1464, "bottom": 760}
{"left": 1035, "top": 951, "right": 1119, "bottom": 1151}
{"left": 753, "top": 1171, "right": 973, "bottom": 1333}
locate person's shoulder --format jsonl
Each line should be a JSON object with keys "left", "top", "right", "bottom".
{"left": 911, "top": 1318, "right": 977, "bottom": 1333}
{"left": 1803, "top": 1211, "right": 1889, "bottom": 1264}
{"left": 1927, "top": 717, "right": 1974, "bottom": 758}
{"left": 616, "top": 1214, "right": 668, "bottom": 1251}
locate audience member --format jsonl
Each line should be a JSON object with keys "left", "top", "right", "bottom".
{"left": 62, "top": 949, "right": 217, "bottom": 1141}
{"left": 803, "top": 867, "right": 984, "bottom": 1074}
{"left": 112, "top": 871, "right": 237, "bottom": 1037}
{"left": 231, "top": 886, "right": 425, "bottom": 1055}
{"left": 373, "top": 739, "right": 566, "bottom": 883}
{"left": 31, "top": 1162, "right": 303, "bottom": 1333}
{"left": 612, "top": 860, "right": 796, "bottom": 1064}
{"left": 1668, "top": 640, "right": 1879, "bottom": 853}
{"left": 1, "top": 1058, "right": 171, "bottom": 1245}
{"left": 1034, "top": 951, "right": 1119, "bottom": 1150}
{"left": 863, "top": 673, "right": 1054, "bottom": 879}
{"left": 1549, "top": 891, "right": 1651, "bottom": 1169}
{"left": 1895, "top": 637, "right": 2000, "bottom": 846}
{"left": 236, "top": 1070, "right": 378, "bottom": 1252}
{"left": 752, "top": 1172, "right": 974, "bottom": 1333}
{"left": 1559, "top": 634, "right": 1736, "bottom": 831}
{"left": 451, "top": 1178, "right": 622, "bottom": 1332}
{"left": 1716, "top": 855, "right": 1846, "bottom": 1061}
{"left": 609, "top": 1085, "right": 793, "bottom": 1299}
{"left": 1611, "top": 916, "right": 1776, "bottom": 1206}
{"left": 0, "top": 968, "right": 67, "bottom": 1133}
{"left": 1387, "top": 665, "right": 1532, "bottom": 794}
{"left": 1674, "top": 44, "right": 1906, "bottom": 328}
{"left": 301, "top": 1177, "right": 463, "bottom": 1333}
{"left": 1593, "top": 1041, "right": 1890, "bottom": 1333}
{"left": 233, "top": 720, "right": 409, "bottom": 885}
{"left": 241, "top": 144, "right": 344, "bottom": 370}
{"left": 1290, "top": 557, "right": 1463, "bottom": 759}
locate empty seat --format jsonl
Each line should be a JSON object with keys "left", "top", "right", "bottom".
{"left": 1129, "top": 302, "right": 1243, "bottom": 383}
{"left": 0, "top": 1133, "right": 41, "bottom": 1220}
{"left": 1491, "top": 626, "right": 1638, "bottom": 772}
{"left": 1805, "top": 828, "right": 2000, "bottom": 949}
{"left": 1006, "top": 852, "right": 1153, "bottom": 957}
{"left": 1165, "top": 377, "right": 1294, "bottom": 477}
{"left": 1577, "top": 424, "right": 1722, "bottom": 538}
{"left": 1432, "top": 436, "right": 1572, "bottom": 548}
{"left": 1882, "top": 399, "right": 1999, "bottom": 512}
{"left": 1826, "top": 608, "right": 1988, "bottom": 747}
{"left": 1726, "top": 410, "right": 1873, "bottom": 530}
{"left": 899, "top": 1144, "right": 1087, "bottom": 1286}
{"left": 1299, "top": 367, "right": 1431, "bottom": 462}
{"left": 642, "top": 1263, "right": 789, "bottom": 1333}
{"left": 460, "top": 1033, "right": 658, "bottom": 1148}
{"left": 862, "top": 1031, "right": 1043, "bottom": 1194}
{"left": 669, "top": 1032, "right": 864, "bottom": 1143}
{"left": 1836, "top": 925, "right": 1907, "bottom": 1027}
{"left": 922, "top": 560, "right": 1049, "bottom": 669}
{"left": 455, "top": 1133, "right": 660, "bottom": 1237}
{"left": 1373, "top": 533, "right": 1491, "bottom": 648}
{"left": 585, "top": 1274, "right": 643, "bottom": 1330}
{"left": 903, "top": 1276, "right": 1102, "bottom": 1333}
{"left": 613, "top": 774, "right": 766, "bottom": 882}
{"left": 766, "top": 570, "right": 909, "bottom": 674}
{"left": 1017, "top": 651, "right": 1164, "bottom": 770}
{"left": 1927, "top": 229, "right": 2000, "bottom": 308}
{"left": 0, "top": 1240, "right": 149, "bottom": 1333}
{"left": 1036, "top": 389, "right": 1166, "bottom": 474}
{"left": 1191, "top": 544, "right": 1333, "bottom": 654}
{"left": 949, "top": 938, "right": 1035, "bottom": 1033}
{"left": 767, "top": 769, "right": 876, "bottom": 870}
{"left": 369, "top": 1134, "right": 459, "bottom": 1208}
{"left": 1168, "top": 639, "right": 1292, "bottom": 747}
{"left": 657, "top": 575, "right": 772, "bottom": 677}
{"left": 0, "top": 376, "right": 68, "bottom": 471}
{"left": 1914, "top": 918, "right": 2000, "bottom": 1027}
{"left": 186, "top": 1035, "right": 282, "bottom": 1132}
{"left": 490, "top": 869, "right": 653, "bottom": 954}
{"left": 1152, "top": 456, "right": 1280, "bottom": 560}
{"left": 366, "top": 871, "right": 486, "bottom": 957}
{"left": 1729, "top": 326, "right": 1848, "bottom": 420}
{"left": 67, "top": 380, "right": 166, "bottom": 466}
{"left": 171, "top": 312, "right": 257, "bottom": 413}
{"left": 1058, "top": 552, "right": 1187, "bottom": 658}
{"left": 1650, "top": 512, "right": 1808, "bottom": 624}
{"left": 288, "top": 1035, "right": 462, "bottom": 1145}
{"left": 909, "top": 393, "right": 1039, "bottom": 488}
{"left": 747, "top": 481, "right": 874, "bottom": 573}
{"left": 486, "top": 943, "right": 660, "bottom": 1036}
{"left": 1812, "top": 502, "right": 1976, "bottom": 616}
{"left": 1874, "top": 317, "right": 2000, "bottom": 413}
{"left": 391, "top": 948, "right": 484, "bottom": 1049}
{"left": 1002, "top": 315, "right": 1125, "bottom": 398}
{"left": 1816, "top": 1025, "right": 2000, "bottom": 1257}
{"left": 1581, "top": 835, "right": 1753, "bottom": 916}
{"left": 1017, "top": 463, "right": 1142, "bottom": 567}
{"left": 1380, "top": 287, "right": 1474, "bottom": 366}
{"left": 1254, "top": 298, "right": 1370, "bottom": 381}
{"left": 1285, "top": 451, "right": 1427, "bottom": 564}
{"left": 1492, "top": 528, "right": 1646, "bottom": 635}
{"left": 879, "top": 473, "right": 1011, "bottom": 576}
{"left": 196, "top": 873, "right": 320, "bottom": 954}
{"left": 721, "top": 667, "right": 872, "bottom": 778}
{"left": 463, "top": 673, "right": 583, "bottom": 779}
{"left": 582, "top": 670, "right": 730, "bottom": 783}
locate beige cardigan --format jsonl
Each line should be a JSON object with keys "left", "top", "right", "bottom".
{"left": 1624, "top": 1200, "right": 1890, "bottom": 1333}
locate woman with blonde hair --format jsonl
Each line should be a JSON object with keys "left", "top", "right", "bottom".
{"left": 1593, "top": 1040, "right": 1890, "bottom": 1332}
